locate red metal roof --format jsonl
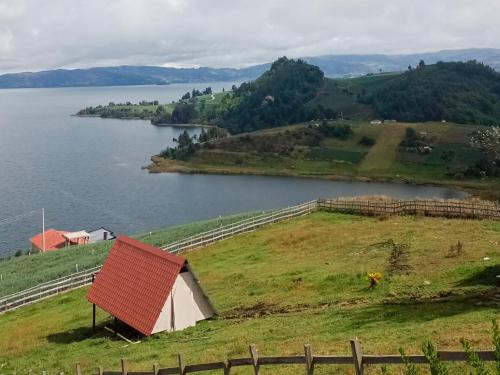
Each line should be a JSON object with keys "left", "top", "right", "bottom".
{"left": 87, "top": 235, "right": 186, "bottom": 336}
{"left": 30, "top": 229, "right": 69, "bottom": 251}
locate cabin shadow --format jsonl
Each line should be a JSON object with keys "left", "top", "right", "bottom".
{"left": 47, "top": 322, "right": 109, "bottom": 344}
{"left": 47, "top": 319, "right": 144, "bottom": 344}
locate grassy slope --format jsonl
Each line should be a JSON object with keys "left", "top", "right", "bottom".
{"left": 0, "top": 211, "right": 260, "bottom": 297}
{"left": 0, "top": 212, "right": 499, "bottom": 374}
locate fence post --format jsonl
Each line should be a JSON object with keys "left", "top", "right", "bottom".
{"left": 350, "top": 339, "right": 364, "bottom": 375}
{"left": 304, "top": 344, "right": 314, "bottom": 375}
{"left": 75, "top": 362, "right": 81, "bottom": 375}
{"left": 153, "top": 362, "right": 159, "bottom": 375}
{"left": 178, "top": 354, "right": 185, "bottom": 375}
{"left": 96, "top": 367, "right": 103, "bottom": 375}
{"left": 249, "top": 344, "right": 260, "bottom": 375}
{"left": 223, "top": 359, "right": 230, "bottom": 375}
{"left": 121, "top": 359, "right": 128, "bottom": 375}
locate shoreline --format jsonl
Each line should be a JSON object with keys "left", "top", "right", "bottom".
{"left": 73, "top": 114, "right": 213, "bottom": 127}
{"left": 146, "top": 155, "right": 497, "bottom": 199}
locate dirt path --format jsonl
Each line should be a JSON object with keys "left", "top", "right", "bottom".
{"left": 358, "top": 123, "right": 407, "bottom": 172}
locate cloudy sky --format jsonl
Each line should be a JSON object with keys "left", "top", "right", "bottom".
{"left": 0, "top": 0, "right": 498, "bottom": 74}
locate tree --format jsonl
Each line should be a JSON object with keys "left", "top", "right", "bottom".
{"left": 471, "top": 126, "right": 500, "bottom": 161}
{"left": 470, "top": 126, "right": 500, "bottom": 177}
{"left": 151, "top": 105, "right": 171, "bottom": 125}
{"left": 181, "top": 92, "right": 191, "bottom": 100}
{"left": 418, "top": 59, "right": 426, "bottom": 69}
{"left": 160, "top": 130, "right": 197, "bottom": 160}
{"left": 171, "top": 102, "right": 196, "bottom": 123}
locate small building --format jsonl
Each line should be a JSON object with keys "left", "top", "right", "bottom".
{"left": 370, "top": 119, "right": 382, "bottom": 125}
{"left": 88, "top": 227, "right": 115, "bottom": 243}
{"left": 63, "top": 231, "right": 90, "bottom": 246}
{"left": 87, "top": 236, "right": 217, "bottom": 336}
{"left": 30, "top": 229, "right": 68, "bottom": 252}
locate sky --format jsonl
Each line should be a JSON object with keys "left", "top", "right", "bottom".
{"left": 0, "top": 0, "right": 499, "bottom": 74}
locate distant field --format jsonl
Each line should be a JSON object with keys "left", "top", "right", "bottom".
{"left": 0, "top": 212, "right": 498, "bottom": 374}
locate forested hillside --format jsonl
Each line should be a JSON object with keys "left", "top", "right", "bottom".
{"left": 358, "top": 61, "right": 500, "bottom": 125}
{"left": 219, "top": 57, "right": 325, "bottom": 133}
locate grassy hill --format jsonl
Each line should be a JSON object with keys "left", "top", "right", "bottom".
{"left": 0, "top": 212, "right": 498, "bottom": 374}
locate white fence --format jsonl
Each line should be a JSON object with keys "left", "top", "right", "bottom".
{"left": 0, "top": 266, "right": 100, "bottom": 313}
{"left": 0, "top": 201, "right": 317, "bottom": 314}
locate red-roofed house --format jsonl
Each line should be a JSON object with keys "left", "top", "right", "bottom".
{"left": 30, "top": 229, "right": 69, "bottom": 252}
{"left": 87, "top": 236, "right": 217, "bottom": 336}
{"left": 30, "top": 229, "right": 90, "bottom": 252}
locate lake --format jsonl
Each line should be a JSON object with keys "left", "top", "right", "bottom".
{"left": 0, "top": 83, "right": 467, "bottom": 256}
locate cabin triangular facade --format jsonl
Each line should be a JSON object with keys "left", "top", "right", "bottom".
{"left": 87, "top": 235, "right": 216, "bottom": 336}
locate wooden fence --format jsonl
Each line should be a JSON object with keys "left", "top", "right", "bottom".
{"left": 78, "top": 340, "right": 496, "bottom": 375}
{"left": 318, "top": 198, "right": 500, "bottom": 220}
{"left": 2, "top": 197, "right": 499, "bottom": 314}
{"left": 0, "top": 201, "right": 317, "bottom": 314}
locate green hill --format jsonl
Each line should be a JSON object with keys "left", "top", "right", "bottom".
{"left": 354, "top": 61, "right": 500, "bottom": 125}
{"left": 0, "top": 212, "right": 498, "bottom": 373}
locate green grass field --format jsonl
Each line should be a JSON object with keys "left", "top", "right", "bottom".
{"left": 1, "top": 212, "right": 498, "bottom": 374}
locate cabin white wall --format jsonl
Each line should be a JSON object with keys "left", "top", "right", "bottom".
{"left": 151, "top": 271, "right": 215, "bottom": 334}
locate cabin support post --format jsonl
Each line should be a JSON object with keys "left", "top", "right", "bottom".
{"left": 350, "top": 339, "right": 364, "bottom": 375}
{"left": 75, "top": 363, "right": 81, "bottom": 375}
{"left": 249, "top": 344, "right": 260, "bottom": 375}
{"left": 304, "top": 344, "right": 314, "bottom": 375}
{"left": 92, "top": 274, "right": 96, "bottom": 333}
{"left": 153, "top": 362, "right": 159, "bottom": 375}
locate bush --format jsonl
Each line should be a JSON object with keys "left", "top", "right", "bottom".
{"left": 359, "top": 135, "right": 376, "bottom": 146}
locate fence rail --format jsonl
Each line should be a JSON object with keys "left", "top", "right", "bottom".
{"left": 2, "top": 197, "right": 499, "bottom": 314}
{"left": 76, "top": 341, "right": 496, "bottom": 375}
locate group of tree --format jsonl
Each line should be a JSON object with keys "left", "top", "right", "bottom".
{"left": 467, "top": 126, "right": 500, "bottom": 177}
{"left": 160, "top": 130, "right": 198, "bottom": 160}
{"left": 361, "top": 60, "right": 500, "bottom": 125}
{"left": 220, "top": 57, "right": 325, "bottom": 133}
{"left": 180, "top": 87, "right": 213, "bottom": 101}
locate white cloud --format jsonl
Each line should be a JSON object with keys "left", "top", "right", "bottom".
{"left": 0, "top": 0, "right": 498, "bottom": 73}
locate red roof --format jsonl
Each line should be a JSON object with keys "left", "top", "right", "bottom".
{"left": 87, "top": 235, "right": 186, "bottom": 336}
{"left": 30, "top": 229, "right": 68, "bottom": 251}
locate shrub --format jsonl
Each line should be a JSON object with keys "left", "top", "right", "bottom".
{"left": 422, "top": 341, "right": 449, "bottom": 375}
{"left": 359, "top": 135, "right": 376, "bottom": 146}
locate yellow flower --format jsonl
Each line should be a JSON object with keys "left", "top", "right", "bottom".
{"left": 367, "top": 272, "right": 383, "bottom": 287}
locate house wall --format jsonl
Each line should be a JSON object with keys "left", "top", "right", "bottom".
{"left": 89, "top": 229, "right": 115, "bottom": 243}
{"left": 151, "top": 271, "right": 215, "bottom": 334}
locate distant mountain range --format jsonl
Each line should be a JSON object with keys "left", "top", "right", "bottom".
{"left": 1, "top": 48, "right": 500, "bottom": 89}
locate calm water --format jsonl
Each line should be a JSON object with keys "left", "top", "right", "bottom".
{"left": 0, "top": 83, "right": 467, "bottom": 256}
